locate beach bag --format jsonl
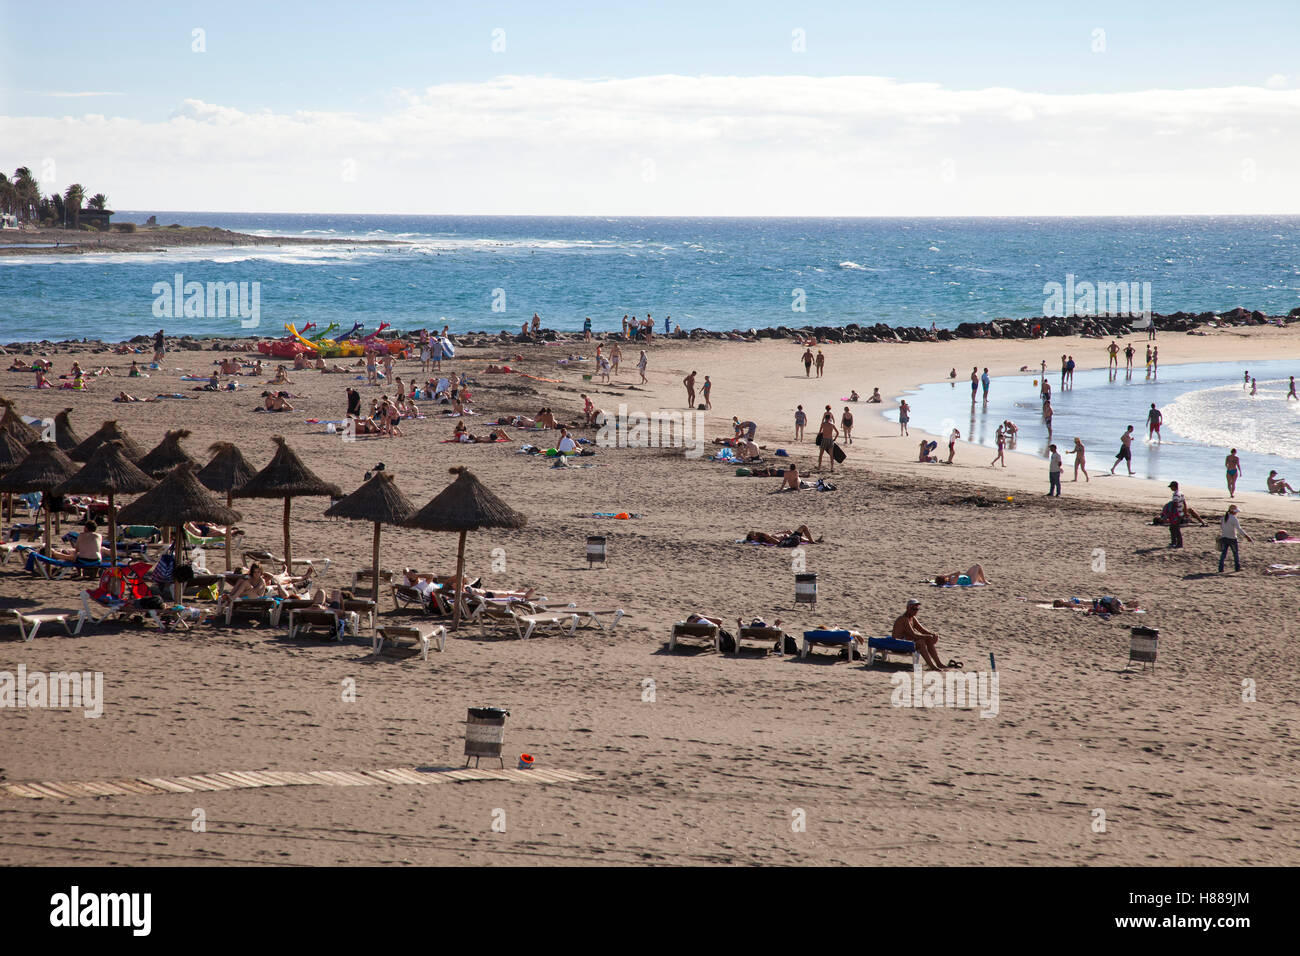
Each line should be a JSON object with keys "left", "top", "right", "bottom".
{"left": 197, "top": 582, "right": 220, "bottom": 602}
{"left": 782, "top": 635, "right": 800, "bottom": 655}
{"left": 174, "top": 563, "right": 195, "bottom": 583}
{"left": 717, "top": 630, "right": 736, "bottom": 653}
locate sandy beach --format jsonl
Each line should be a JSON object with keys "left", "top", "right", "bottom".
{"left": 2, "top": 325, "right": 1299, "bottom": 866}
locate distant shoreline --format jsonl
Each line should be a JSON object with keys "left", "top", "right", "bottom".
{"left": 0, "top": 224, "right": 405, "bottom": 257}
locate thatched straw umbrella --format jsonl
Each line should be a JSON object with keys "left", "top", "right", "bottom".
{"left": 55, "top": 440, "right": 157, "bottom": 566}
{"left": 136, "top": 428, "right": 199, "bottom": 479}
{"left": 233, "top": 436, "right": 341, "bottom": 572}
{"left": 0, "top": 398, "right": 42, "bottom": 447}
{"left": 403, "top": 466, "right": 527, "bottom": 630}
{"left": 323, "top": 471, "right": 416, "bottom": 602}
{"left": 0, "top": 428, "right": 31, "bottom": 522}
{"left": 70, "top": 420, "right": 145, "bottom": 463}
{"left": 116, "top": 464, "right": 242, "bottom": 572}
{"left": 197, "top": 441, "right": 258, "bottom": 570}
{"left": 0, "top": 442, "right": 79, "bottom": 554}
{"left": 52, "top": 408, "right": 83, "bottom": 453}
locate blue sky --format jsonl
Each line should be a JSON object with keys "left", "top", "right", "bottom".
{"left": 2, "top": 1, "right": 1298, "bottom": 214}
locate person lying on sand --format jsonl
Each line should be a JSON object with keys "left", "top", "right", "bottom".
{"left": 893, "top": 598, "right": 949, "bottom": 670}
{"left": 261, "top": 391, "right": 294, "bottom": 412}
{"left": 933, "top": 564, "right": 990, "bottom": 586}
{"left": 1267, "top": 470, "right": 1297, "bottom": 494}
{"left": 745, "top": 525, "right": 821, "bottom": 546}
{"left": 7, "top": 358, "right": 31, "bottom": 371}
{"left": 114, "top": 391, "right": 143, "bottom": 403}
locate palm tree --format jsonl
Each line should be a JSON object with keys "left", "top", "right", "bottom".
{"left": 63, "top": 183, "right": 84, "bottom": 228}
{"left": 87, "top": 193, "right": 108, "bottom": 211}
{"left": 0, "top": 174, "right": 12, "bottom": 216}
{"left": 13, "top": 167, "right": 40, "bottom": 222}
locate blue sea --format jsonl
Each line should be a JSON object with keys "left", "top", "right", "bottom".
{"left": 2, "top": 214, "right": 1299, "bottom": 342}
{"left": 892, "top": 359, "right": 1300, "bottom": 495}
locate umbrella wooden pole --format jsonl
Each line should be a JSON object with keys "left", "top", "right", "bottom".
{"left": 282, "top": 497, "right": 292, "bottom": 574}
{"left": 108, "top": 492, "right": 117, "bottom": 566}
{"left": 452, "top": 530, "right": 467, "bottom": 631}
{"left": 225, "top": 491, "right": 233, "bottom": 571}
{"left": 371, "top": 523, "right": 381, "bottom": 603}
{"left": 43, "top": 508, "right": 51, "bottom": 555}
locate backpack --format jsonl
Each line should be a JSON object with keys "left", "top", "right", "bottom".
{"left": 1160, "top": 500, "right": 1181, "bottom": 525}
{"left": 717, "top": 630, "right": 736, "bottom": 653}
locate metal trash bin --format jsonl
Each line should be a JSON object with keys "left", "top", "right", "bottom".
{"left": 465, "top": 706, "right": 510, "bottom": 767}
{"left": 795, "top": 572, "right": 817, "bottom": 604}
{"left": 586, "top": 535, "right": 607, "bottom": 568}
{"left": 1127, "top": 626, "right": 1159, "bottom": 671}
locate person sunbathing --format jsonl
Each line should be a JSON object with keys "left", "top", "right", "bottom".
{"left": 261, "top": 391, "right": 295, "bottom": 412}
{"left": 34, "top": 367, "right": 51, "bottom": 388}
{"left": 219, "top": 358, "right": 242, "bottom": 375}
{"left": 933, "top": 564, "right": 990, "bottom": 586}
{"left": 535, "top": 408, "right": 560, "bottom": 429}
{"left": 867, "top": 388, "right": 882, "bottom": 403}
{"left": 745, "top": 525, "right": 820, "bottom": 546}
{"left": 52, "top": 522, "right": 106, "bottom": 564}
{"left": 918, "top": 439, "right": 939, "bottom": 462}
{"left": 734, "top": 438, "right": 761, "bottom": 460}
{"left": 114, "top": 391, "right": 142, "bottom": 402}
{"left": 185, "top": 521, "right": 235, "bottom": 540}
{"left": 1267, "top": 470, "right": 1297, "bottom": 494}
{"left": 293, "top": 352, "right": 308, "bottom": 370}
{"left": 8, "top": 358, "right": 31, "bottom": 371}
{"left": 893, "top": 598, "right": 948, "bottom": 670}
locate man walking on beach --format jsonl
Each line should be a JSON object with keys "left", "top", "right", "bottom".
{"left": 1111, "top": 425, "right": 1135, "bottom": 475}
{"left": 815, "top": 350, "right": 825, "bottom": 378}
{"left": 1047, "top": 443, "right": 1062, "bottom": 497}
{"left": 1147, "top": 403, "right": 1163, "bottom": 443}
{"left": 683, "top": 370, "right": 697, "bottom": 407}
{"left": 1166, "top": 481, "right": 1187, "bottom": 548}
{"left": 893, "top": 599, "right": 946, "bottom": 671}
{"left": 802, "top": 348, "right": 813, "bottom": 377}
{"left": 816, "top": 415, "right": 840, "bottom": 473}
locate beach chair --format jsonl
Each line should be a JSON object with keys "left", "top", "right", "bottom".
{"left": 243, "top": 549, "right": 331, "bottom": 578}
{"left": 864, "top": 635, "right": 920, "bottom": 667}
{"left": 27, "top": 552, "right": 111, "bottom": 581}
{"left": 539, "top": 605, "right": 626, "bottom": 636}
{"left": 287, "top": 607, "right": 360, "bottom": 642}
{"left": 223, "top": 597, "right": 279, "bottom": 627}
{"left": 390, "top": 582, "right": 452, "bottom": 616}
{"left": 800, "top": 629, "right": 862, "bottom": 660}
{"left": 353, "top": 567, "right": 395, "bottom": 592}
{"left": 669, "top": 620, "right": 720, "bottom": 652}
{"left": 1, "top": 608, "right": 79, "bottom": 642}
{"left": 514, "top": 607, "right": 581, "bottom": 640}
{"left": 735, "top": 624, "right": 785, "bottom": 656}
{"left": 373, "top": 623, "right": 447, "bottom": 661}
{"left": 0, "top": 542, "right": 32, "bottom": 566}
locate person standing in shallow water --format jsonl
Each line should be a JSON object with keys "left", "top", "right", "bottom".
{"left": 898, "top": 399, "right": 910, "bottom": 436}
{"left": 1225, "top": 448, "right": 1242, "bottom": 498}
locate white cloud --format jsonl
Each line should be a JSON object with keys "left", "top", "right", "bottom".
{"left": 3, "top": 75, "right": 1299, "bottom": 215}
{"left": 1264, "top": 74, "right": 1288, "bottom": 89}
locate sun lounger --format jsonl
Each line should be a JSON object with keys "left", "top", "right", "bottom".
{"left": 800, "top": 629, "right": 862, "bottom": 660}
{"left": 76, "top": 590, "right": 168, "bottom": 632}
{"left": 390, "top": 582, "right": 451, "bottom": 615}
{"left": 243, "top": 549, "right": 331, "bottom": 577}
{"left": 223, "top": 597, "right": 279, "bottom": 627}
{"left": 864, "top": 635, "right": 920, "bottom": 667}
{"left": 7, "top": 523, "right": 42, "bottom": 542}
{"left": 1, "top": 608, "right": 79, "bottom": 642}
{"left": 735, "top": 625, "right": 785, "bottom": 655}
{"left": 373, "top": 623, "right": 447, "bottom": 660}
{"left": 287, "top": 606, "right": 360, "bottom": 642}
{"left": 0, "top": 541, "right": 33, "bottom": 566}
{"left": 539, "top": 605, "right": 626, "bottom": 635}
{"left": 26, "top": 552, "right": 113, "bottom": 580}
{"left": 515, "top": 608, "right": 580, "bottom": 640}
{"left": 353, "top": 567, "right": 395, "bottom": 592}
{"left": 669, "top": 620, "right": 720, "bottom": 652}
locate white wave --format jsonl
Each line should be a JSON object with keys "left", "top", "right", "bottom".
{"left": 838, "top": 260, "right": 869, "bottom": 270}
{"left": 1164, "top": 380, "right": 1300, "bottom": 458}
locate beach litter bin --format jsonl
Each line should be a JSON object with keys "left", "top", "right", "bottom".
{"left": 1127, "top": 626, "right": 1159, "bottom": 671}
{"left": 586, "top": 535, "right": 606, "bottom": 568}
{"left": 518, "top": 753, "right": 534, "bottom": 770}
{"left": 795, "top": 572, "right": 817, "bottom": 605}
{"left": 465, "top": 706, "right": 510, "bottom": 767}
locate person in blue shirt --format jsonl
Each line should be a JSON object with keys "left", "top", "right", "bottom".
{"left": 980, "top": 368, "right": 990, "bottom": 401}
{"left": 583, "top": 316, "right": 592, "bottom": 342}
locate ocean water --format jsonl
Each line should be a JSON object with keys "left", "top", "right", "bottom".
{"left": 2, "top": 214, "right": 1299, "bottom": 342}
{"left": 892, "top": 359, "right": 1300, "bottom": 493}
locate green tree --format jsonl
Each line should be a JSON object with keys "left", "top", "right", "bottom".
{"left": 63, "top": 183, "right": 85, "bottom": 228}
{"left": 87, "top": 193, "right": 108, "bottom": 211}
{"left": 13, "top": 167, "right": 41, "bottom": 222}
